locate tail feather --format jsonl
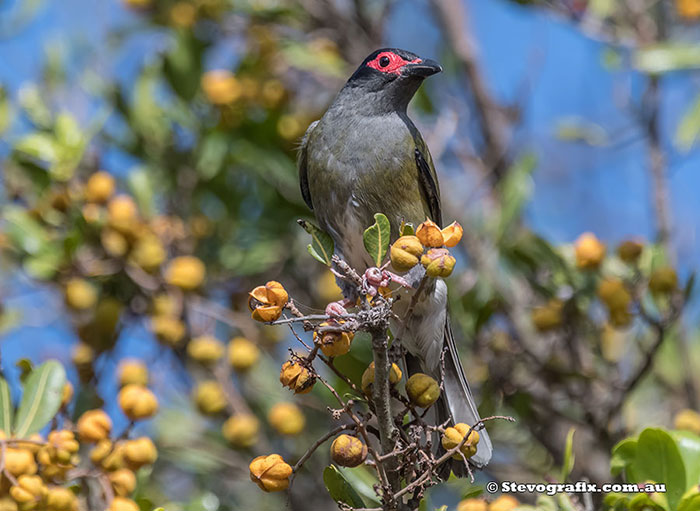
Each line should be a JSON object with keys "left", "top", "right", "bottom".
{"left": 405, "top": 319, "right": 492, "bottom": 473}
{"left": 439, "top": 321, "right": 492, "bottom": 468}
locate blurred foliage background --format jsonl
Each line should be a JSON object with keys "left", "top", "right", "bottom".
{"left": 2, "top": 0, "right": 700, "bottom": 510}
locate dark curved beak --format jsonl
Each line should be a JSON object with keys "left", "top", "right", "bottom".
{"left": 403, "top": 58, "right": 442, "bottom": 78}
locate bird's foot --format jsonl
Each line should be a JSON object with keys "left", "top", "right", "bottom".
{"left": 361, "top": 267, "right": 413, "bottom": 297}
{"left": 325, "top": 299, "right": 355, "bottom": 317}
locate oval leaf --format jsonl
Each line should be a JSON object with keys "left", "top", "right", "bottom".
{"left": 0, "top": 377, "right": 12, "bottom": 433}
{"left": 363, "top": 213, "right": 390, "bottom": 267}
{"left": 14, "top": 360, "right": 66, "bottom": 438}
{"left": 323, "top": 465, "right": 365, "bottom": 508}
{"left": 298, "top": 219, "right": 335, "bottom": 266}
{"left": 631, "top": 428, "right": 686, "bottom": 511}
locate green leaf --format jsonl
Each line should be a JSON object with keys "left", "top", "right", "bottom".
{"left": 363, "top": 213, "right": 391, "bottom": 267}
{"left": 298, "top": 219, "right": 334, "bottom": 266}
{"left": 15, "top": 133, "right": 58, "bottom": 163}
{"left": 555, "top": 118, "right": 608, "bottom": 146}
{"left": 0, "top": 377, "right": 13, "bottom": 433}
{"left": 630, "top": 428, "right": 686, "bottom": 510}
{"left": 164, "top": 31, "right": 205, "bottom": 101}
{"left": 679, "top": 487, "right": 700, "bottom": 511}
{"left": 497, "top": 153, "right": 536, "bottom": 237}
{"left": 3, "top": 206, "right": 50, "bottom": 256}
{"left": 128, "top": 167, "right": 155, "bottom": 218}
{"left": 560, "top": 427, "right": 576, "bottom": 482}
{"left": 676, "top": 94, "right": 700, "bottom": 152}
{"left": 337, "top": 467, "right": 380, "bottom": 506}
{"left": 14, "top": 360, "right": 66, "bottom": 438}
{"left": 671, "top": 431, "right": 700, "bottom": 487}
{"left": 610, "top": 437, "right": 637, "bottom": 477}
{"left": 196, "top": 132, "right": 229, "bottom": 180}
{"left": 634, "top": 44, "right": 700, "bottom": 74}
{"left": 399, "top": 222, "right": 415, "bottom": 236}
{"left": 323, "top": 465, "right": 366, "bottom": 508}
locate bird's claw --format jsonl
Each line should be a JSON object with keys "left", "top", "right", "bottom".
{"left": 325, "top": 299, "right": 354, "bottom": 317}
{"left": 361, "top": 267, "right": 413, "bottom": 297}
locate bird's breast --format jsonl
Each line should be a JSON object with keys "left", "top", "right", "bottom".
{"left": 306, "top": 114, "right": 427, "bottom": 270}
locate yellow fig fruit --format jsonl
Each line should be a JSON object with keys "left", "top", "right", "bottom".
{"left": 361, "top": 361, "right": 402, "bottom": 395}
{"left": 649, "top": 267, "right": 678, "bottom": 295}
{"left": 107, "top": 195, "right": 138, "bottom": 233}
{"left": 597, "top": 278, "right": 632, "bottom": 312}
{"left": 489, "top": 495, "right": 520, "bottom": 511}
{"left": 249, "top": 454, "right": 293, "bottom": 492}
{"left": 677, "top": 0, "right": 700, "bottom": 19}
{"left": 457, "top": 498, "right": 488, "bottom": 511}
{"left": 617, "top": 240, "right": 643, "bottom": 263}
{"left": 228, "top": 337, "right": 260, "bottom": 372}
{"left": 390, "top": 235, "right": 424, "bottom": 272}
{"left": 531, "top": 299, "right": 564, "bottom": 332}
{"left": 574, "top": 232, "right": 606, "bottom": 270}
{"left": 109, "top": 468, "right": 137, "bottom": 497}
{"left": 9, "top": 475, "right": 45, "bottom": 505}
{"left": 267, "top": 403, "right": 305, "bottom": 436}
{"left": 674, "top": 409, "right": 700, "bottom": 434}
{"left": 169, "top": 2, "right": 197, "bottom": 28}
{"left": 330, "top": 434, "right": 367, "bottom": 468}
{"left": 77, "top": 409, "right": 112, "bottom": 443}
{"left": 193, "top": 381, "right": 227, "bottom": 415}
{"left": 165, "top": 256, "right": 206, "bottom": 290}
{"left": 150, "top": 315, "right": 186, "bottom": 346}
{"left": 129, "top": 235, "right": 166, "bottom": 272}
{"left": 85, "top": 171, "right": 115, "bottom": 203}
{"left": 108, "top": 497, "right": 140, "bottom": 511}
{"left": 421, "top": 248, "right": 456, "bottom": 278}
{"left": 64, "top": 278, "right": 98, "bottom": 310}
{"left": 441, "top": 221, "right": 464, "bottom": 248}
{"left": 222, "top": 414, "right": 260, "bottom": 449}
{"left": 416, "top": 219, "right": 444, "bottom": 248}
{"left": 61, "top": 382, "right": 74, "bottom": 408}
{"left": 315, "top": 323, "right": 353, "bottom": 357}
{"left": 5, "top": 448, "right": 37, "bottom": 477}
{"left": 279, "top": 361, "right": 315, "bottom": 394}
{"left": 122, "top": 437, "right": 158, "bottom": 470}
{"left": 315, "top": 271, "right": 343, "bottom": 303}
{"left": 441, "top": 423, "right": 480, "bottom": 459}
{"left": 44, "top": 487, "right": 77, "bottom": 511}
{"left": 406, "top": 373, "right": 440, "bottom": 408}
{"left": 202, "top": 70, "right": 241, "bottom": 105}
{"left": 118, "top": 384, "right": 158, "bottom": 420}
{"left": 117, "top": 359, "right": 149, "bottom": 387}
{"left": 187, "top": 335, "right": 225, "bottom": 365}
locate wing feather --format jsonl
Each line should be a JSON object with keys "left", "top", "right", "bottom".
{"left": 298, "top": 120, "right": 319, "bottom": 211}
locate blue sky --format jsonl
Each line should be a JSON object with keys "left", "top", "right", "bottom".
{"left": 1, "top": 0, "right": 700, "bottom": 427}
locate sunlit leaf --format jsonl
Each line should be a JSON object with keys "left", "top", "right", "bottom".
{"left": 363, "top": 213, "right": 390, "bottom": 267}
{"left": 0, "top": 377, "right": 12, "bottom": 433}
{"left": 298, "top": 219, "right": 334, "bottom": 266}
{"left": 14, "top": 360, "right": 66, "bottom": 437}
{"left": 635, "top": 44, "right": 700, "bottom": 74}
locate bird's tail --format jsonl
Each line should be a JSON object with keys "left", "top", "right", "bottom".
{"left": 438, "top": 320, "right": 492, "bottom": 468}
{"left": 406, "top": 318, "right": 492, "bottom": 473}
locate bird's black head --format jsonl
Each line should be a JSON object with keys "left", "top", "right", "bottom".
{"left": 342, "top": 48, "right": 442, "bottom": 112}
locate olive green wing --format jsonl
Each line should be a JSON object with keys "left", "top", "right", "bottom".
{"left": 298, "top": 120, "right": 319, "bottom": 211}
{"left": 414, "top": 135, "right": 442, "bottom": 226}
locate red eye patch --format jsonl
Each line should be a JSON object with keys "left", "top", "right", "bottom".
{"left": 366, "top": 51, "right": 421, "bottom": 75}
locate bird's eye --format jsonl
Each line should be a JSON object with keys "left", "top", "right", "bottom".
{"left": 379, "top": 56, "right": 390, "bottom": 67}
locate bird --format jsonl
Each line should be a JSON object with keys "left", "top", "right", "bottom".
{"left": 297, "top": 48, "right": 492, "bottom": 469}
